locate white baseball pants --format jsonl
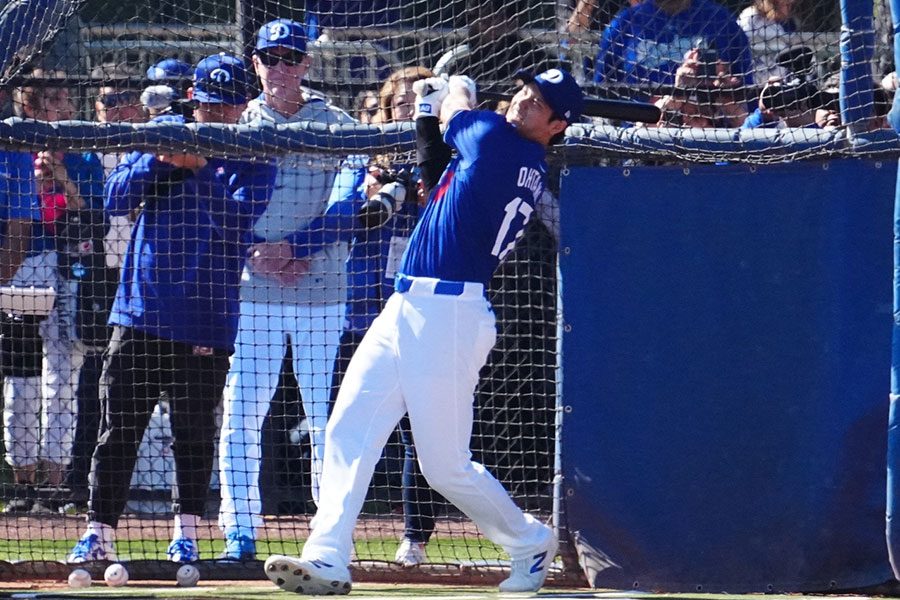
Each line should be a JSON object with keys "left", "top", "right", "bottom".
{"left": 218, "top": 300, "right": 344, "bottom": 538}
{"left": 301, "top": 282, "right": 551, "bottom": 567}
{"left": 2, "top": 252, "right": 84, "bottom": 468}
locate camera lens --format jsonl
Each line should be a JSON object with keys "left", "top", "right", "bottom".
{"left": 358, "top": 193, "right": 394, "bottom": 229}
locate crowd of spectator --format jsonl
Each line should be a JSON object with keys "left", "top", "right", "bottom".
{"left": 0, "top": 0, "right": 891, "bottom": 568}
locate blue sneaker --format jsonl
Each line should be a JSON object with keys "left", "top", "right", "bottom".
{"left": 67, "top": 533, "right": 117, "bottom": 563}
{"left": 167, "top": 538, "right": 199, "bottom": 563}
{"left": 217, "top": 533, "right": 257, "bottom": 561}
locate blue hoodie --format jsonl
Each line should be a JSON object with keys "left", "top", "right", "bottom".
{"left": 105, "top": 148, "right": 276, "bottom": 351}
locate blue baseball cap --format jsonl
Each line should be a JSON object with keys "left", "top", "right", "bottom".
{"left": 147, "top": 58, "right": 194, "bottom": 81}
{"left": 192, "top": 53, "right": 251, "bottom": 105}
{"left": 256, "top": 19, "right": 307, "bottom": 53}
{"left": 515, "top": 68, "right": 584, "bottom": 124}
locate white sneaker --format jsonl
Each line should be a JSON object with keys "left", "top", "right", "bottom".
{"left": 264, "top": 554, "right": 352, "bottom": 595}
{"left": 394, "top": 538, "right": 427, "bottom": 567}
{"left": 498, "top": 531, "right": 558, "bottom": 593}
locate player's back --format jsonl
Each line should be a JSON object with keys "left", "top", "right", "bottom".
{"left": 398, "top": 110, "right": 547, "bottom": 287}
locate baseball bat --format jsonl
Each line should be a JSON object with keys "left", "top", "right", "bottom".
{"left": 479, "top": 90, "right": 662, "bottom": 123}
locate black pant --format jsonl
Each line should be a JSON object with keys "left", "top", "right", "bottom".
{"left": 66, "top": 352, "right": 103, "bottom": 499}
{"left": 88, "top": 326, "right": 229, "bottom": 528}
{"left": 330, "top": 328, "right": 441, "bottom": 544}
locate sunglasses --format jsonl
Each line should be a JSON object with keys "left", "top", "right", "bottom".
{"left": 99, "top": 91, "right": 136, "bottom": 108}
{"left": 256, "top": 49, "right": 306, "bottom": 67}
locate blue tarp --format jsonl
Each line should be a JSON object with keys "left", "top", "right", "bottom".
{"left": 560, "top": 159, "right": 895, "bottom": 592}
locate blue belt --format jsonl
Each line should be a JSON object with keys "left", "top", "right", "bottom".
{"left": 395, "top": 274, "right": 468, "bottom": 296}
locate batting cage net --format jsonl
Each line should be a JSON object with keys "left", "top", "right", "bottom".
{"left": 0, "top": 0, "right": 891, "bottom": 588}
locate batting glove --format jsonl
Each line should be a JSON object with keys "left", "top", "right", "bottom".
{"left": 413, "top": 76, "right": 449, "bottom": 120}
{"left": 448, "top": 74, "right": 477, "bottom": 106}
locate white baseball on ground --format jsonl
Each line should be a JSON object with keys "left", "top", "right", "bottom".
{"left": 176, "top": 563, "right": 200, "bottom": 587}
{"left": 104, "top": 563, "right": 129, "bottom": 587}
{"left": 68, "top": 568, "right": 92, "bottom": 588}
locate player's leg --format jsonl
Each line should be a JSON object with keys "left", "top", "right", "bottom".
{"left": 218, "top": 301, "right": 286, "bottom": 556}
{"left": 400, "top": 294, "right": 555, "bottom": 588}
{"left": 69, "top": 327, "right": 161, "bottom": 562}
{"left": 288, "top": 301, "right": 345, "bottom": 505}
{"left": 266, "top": 297, "right": 407, "bottom": 594}
{"left": 167, "top": 344, "right": 231, "bottom": 562}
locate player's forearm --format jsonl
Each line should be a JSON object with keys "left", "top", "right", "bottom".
{"left": 416, "top": 117, "right": 452, "bottom": 194}
{"left": 567, "top": 0, "right": 597, "bottom": 32}
{"left": 440, "top": 94, "right": 474, "bottom": 125}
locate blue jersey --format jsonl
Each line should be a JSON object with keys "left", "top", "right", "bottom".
{"left": 594, "top": 0, "right": 753, "bottom": 91}
{"left": 105, "top": 149, "right": 275, "bottom": 351}
{"left": 398, "top": 110, "right": 547, "bottom": 287}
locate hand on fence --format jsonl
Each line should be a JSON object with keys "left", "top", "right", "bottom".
{"left": 157, "top": 153, "right": 208, "bottom": 171}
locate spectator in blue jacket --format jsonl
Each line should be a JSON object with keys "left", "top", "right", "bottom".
{"left": 594, "top": 0, "right": 754, "bottom": 99}
{"left": 66, "top": 53, "right": 276, "bottom": 564}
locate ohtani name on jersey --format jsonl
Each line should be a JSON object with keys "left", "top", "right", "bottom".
{"left": 517, "top": 167, "right": 543, "bottom": 201}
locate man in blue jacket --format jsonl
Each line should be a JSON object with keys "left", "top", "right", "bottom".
{"left": 66, "top": 53, "right": 276, "bottom": 564}
{"left": 594, "top": 0, "right": 753, "bottom": 98}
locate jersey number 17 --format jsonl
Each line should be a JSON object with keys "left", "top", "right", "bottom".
{"left": 491, "top": 197, "right": 534, "bottom": 262}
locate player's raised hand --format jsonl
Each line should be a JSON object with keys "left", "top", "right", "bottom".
{"left": 412, "top": 76, "right": 449, "bottom": 120}
{"left": 448, "top": 75, "right": 477, "bottom": 107}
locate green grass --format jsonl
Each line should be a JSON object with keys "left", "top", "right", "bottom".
{"left": 0, "top": 537, "right": 507, "bottom": 563}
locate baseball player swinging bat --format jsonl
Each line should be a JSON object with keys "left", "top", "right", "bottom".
{"left": 479, "top": 89, "right": 662, "bottom": 123}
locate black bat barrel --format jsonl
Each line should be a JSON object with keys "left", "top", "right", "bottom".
{"left": 479, "top": 90, "right": 662, "bottom": 123}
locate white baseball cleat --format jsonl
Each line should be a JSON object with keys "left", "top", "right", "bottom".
{"left": 264, "top": 555, "right": 352, "bottom": 595}
{"left": 393, "top": 538, "right": 427, "bottom": 567}
{"left": 498, "top": 531, "right": 558, "bottom": 593}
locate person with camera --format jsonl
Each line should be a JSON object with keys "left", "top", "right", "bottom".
{"left": 741, "top": 76, "right": 821, "bottom": 128}
{"left": 343, "top": 161, "right": 444, "bottom": 568}
{"left": 653, "top": 47, "right": 748, "bottom": 128}
{"left": 215, "top": 18, "right": 357, "bottom": 562}
{"left": 593, "top": 0, "right": 754, "bottom": 100}
{"left": 142, "top": 58, "right": 195, "bottom": 122}
{"left": 341, "top": 67, "right": 442, "bottom": 568}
